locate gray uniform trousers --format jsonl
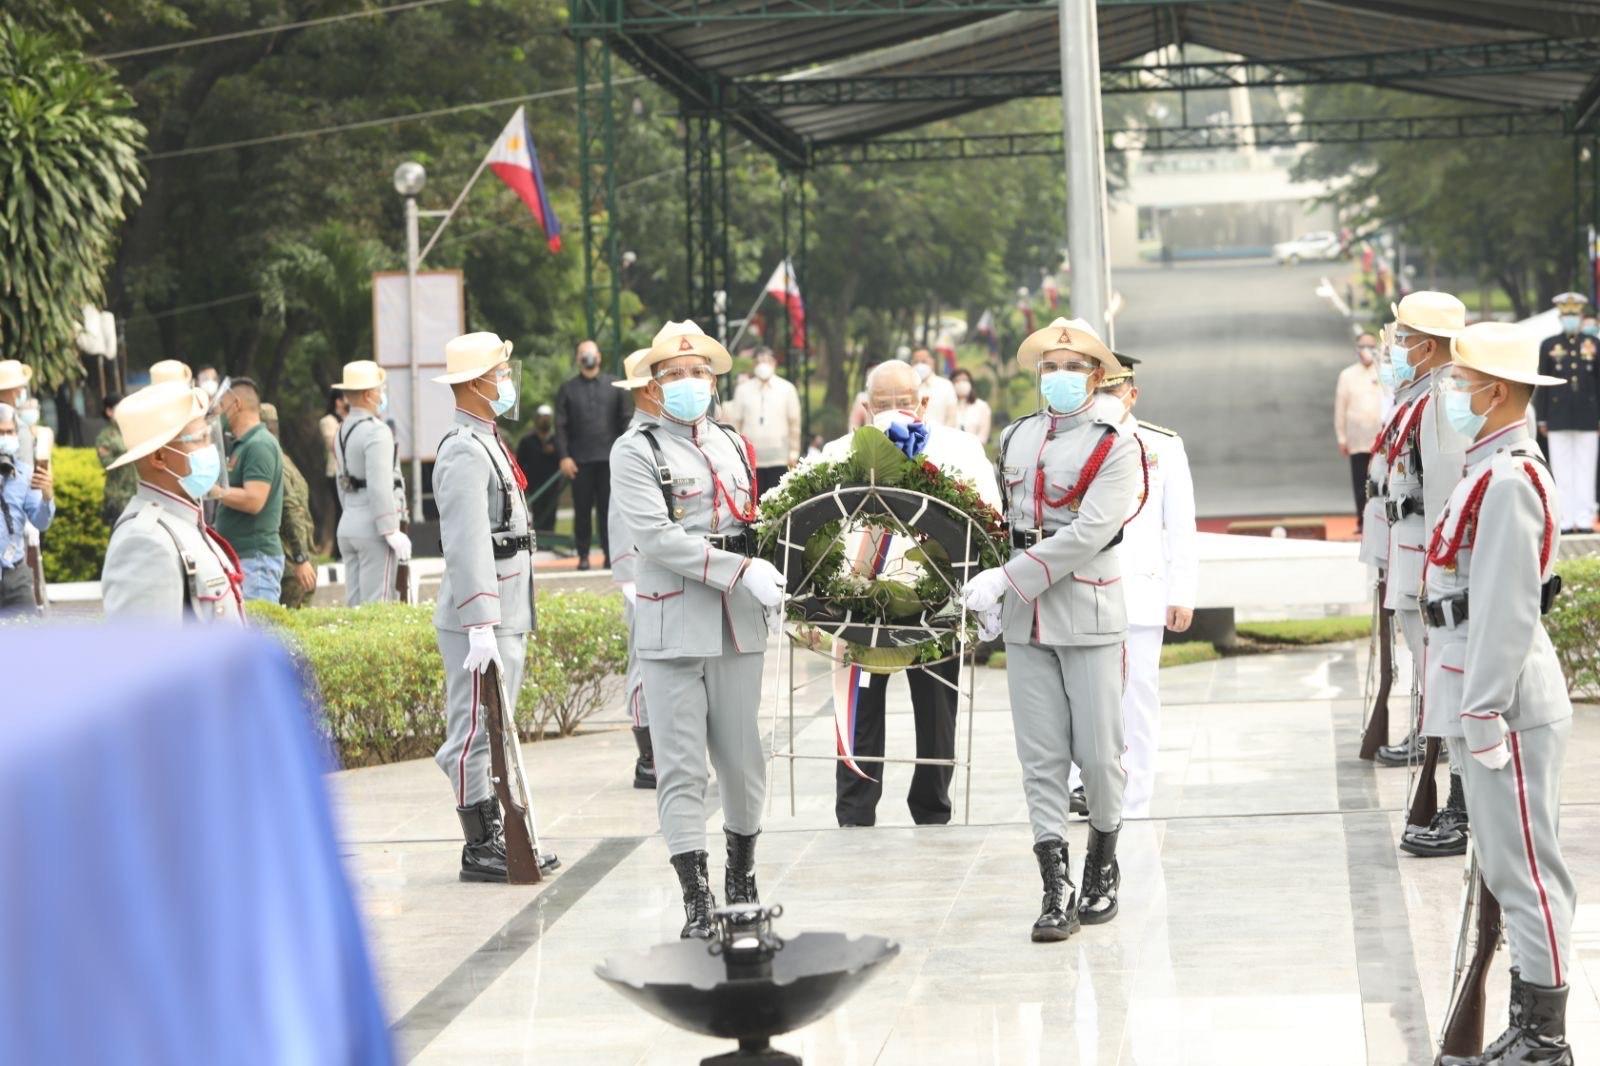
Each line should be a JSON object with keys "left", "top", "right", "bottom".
{"left": 340, "top": 536, "right": 395, "bottom": 606}
{"left": 1007, "top": 641, "right": 1126, "bottom": 840}
{"left": 623, "top": 599, "right": 647, "bottom": 727}
{"left": 434, "top": 629, "right": 529, "bottom": 807}
{"left": 1460, "top": 720, "right": 1574, "bottom": 987}
{"left": 641, "top": 616, "right": 765, "bottom": 857}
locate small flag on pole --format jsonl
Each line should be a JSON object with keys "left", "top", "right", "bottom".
{"left": 488, "top": 105, "right": 562, "bottom": 252}
{"left": 763, "top": 258, "right": 806, "bottom": 349}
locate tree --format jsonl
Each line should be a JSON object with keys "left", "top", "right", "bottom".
{"left": 0, "top": 16, "right": 146, "bottom": 388}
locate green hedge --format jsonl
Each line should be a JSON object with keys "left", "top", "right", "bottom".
{"left": 41, "top": 446, "right": 110, "bottom": 582}
{"left": 1549, "top": 557, "right": 1600, "bottom": 701}
{"left": 249, "top": 592, "right": 629, "bottom": 766}
{"left": 1236, "top": 616, "right": 1373, "bottom": 646}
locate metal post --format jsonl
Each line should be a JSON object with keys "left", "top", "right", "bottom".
{"left": 404, "top": 195, "right": 424, "bottom": 521}
{"left": 1058, "top": 0, "right": 1114, "bottom": 344}
{"left": 798, "top": 171, "right": 811, "bottom": 443}
{"left": 1591, "top": 135, "right": 1599, "bottom": 306}
{"left": 780, "top": 172, "right": 792, "bottom": 372}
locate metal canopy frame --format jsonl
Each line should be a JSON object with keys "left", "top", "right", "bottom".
{"left": 570, "top": 0, "right": 1600, "bottom": 352}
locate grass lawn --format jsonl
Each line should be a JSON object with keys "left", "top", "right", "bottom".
{"left": 1236, "top": 615, "right": 1373, "bottom": 645}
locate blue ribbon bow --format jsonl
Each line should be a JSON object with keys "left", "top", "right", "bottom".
{"left": 884, "top": 419, "right": 929, "bottom": 461}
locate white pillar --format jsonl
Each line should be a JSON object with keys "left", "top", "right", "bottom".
{"left": 1058, "top": 0, "right": 1114, "bottom": 345}
{"left": 404, "top": 195, "right": 424, "bottom": 522}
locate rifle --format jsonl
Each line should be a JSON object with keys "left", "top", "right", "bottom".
{"left": 482, "top": 661, "right": 556, "bottom": 884}
{"left": 26, "top": 425, "right": 53, "bottom": 613}
{"left": 394, "top": 518, "right": 414, "bottom": 605}
{"left": 1437, "top": 850, "right": 1501, "bottom": 1062}
{"left": 1406, "top": 736, "right": 1442, "bottom": 829}
{"left": 1359, "top": 578, "right": 1394, "bottom": 760}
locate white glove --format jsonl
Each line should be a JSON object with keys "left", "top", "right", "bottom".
{"left": 977, "top": 604, "right": 1004, "bottom": 643}
{"left": 621, "top": 581, "right": 637, "bottom": 607}
{"left": 384, "top": 530, "right": 413, "bottom": 561}
{"left": 462, "top": 625, "right": 502, "bottom": 675}
{"left": 961, "top": 567, "right": 1010, "bottom": 615}
{"left": 765, "top": 606, "right": 783, "bottom": 637}
{"left": 1472, "top": 741, "right": 1511, "bottom": 771}
{"left": 740, "top": 558, "right": 786, "bottom": 609}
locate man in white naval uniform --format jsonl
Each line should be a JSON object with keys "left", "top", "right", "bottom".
{"left": 608, "top": 348, "right": 658, "bottom": 790}
{"left": 1426, "top": 322, "right": 1574, "bottom": 1066}
{"left": 431, "top": 333, "right": 556, "bottom": 883}
{"left": 100, "top": 382, "right": 244, "bottom": 623}
{"left": 332, "top": 360, "right": 409, "bottom": 605}
{"left": 1064, "top": 353, "right": 1195, "bottom": 820}
{"left": 609, "top": 320, "right": 787, "bottom": 939}
{"left": 961, "top": 317, "right": 1142, "bottom": 943}
{"left": 1383, "top": 292, "right": 1471, "bottom": 860}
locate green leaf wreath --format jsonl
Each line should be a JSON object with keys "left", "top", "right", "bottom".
{"left": 755, "top": 426, "right": 1008, "bottom": 671}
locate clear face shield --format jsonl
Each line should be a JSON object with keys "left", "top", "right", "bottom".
{"left": 475, "top": 359, "right": 523, "bottom": 422}
{"left": 1432, "top": 369, "right": 1496, "bottom": 456}
{"left": 203, "top": 376, "right": 232, "bottom": 488}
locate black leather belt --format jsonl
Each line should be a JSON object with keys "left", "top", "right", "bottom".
{"left": 1424, "top": 576, "right": 1563, "bottom": 627}
{"left": 1384, "top": 496, "right": 1423, "bottom": 524}
{"left": 1365, "top": 479, "right": 1381, "bottom": 500}
{"left": 491, "top": 533, "right": 533, "bottom": 559}
{"left": 1010, "top": 528, "right": 1123, "bottom": 551}
{"left": 707, "top": 530, "right": 756, "bottom": 557}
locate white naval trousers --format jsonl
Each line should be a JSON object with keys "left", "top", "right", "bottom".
{"left": 1547, "top": 430, "right": 1597, "bottom": 530}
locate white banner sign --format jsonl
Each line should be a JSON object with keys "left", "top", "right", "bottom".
{"left": 372, "top": 270, "right": 464, "bottom": 462}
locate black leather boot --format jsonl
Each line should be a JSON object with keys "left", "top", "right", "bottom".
{"left": 457, "top": 799, "right": 508, "bottom": 883}
{"left": 1440, "top": 968, "right": 1573, "bottom": 1065}
{"left": 1069, "top": 786, "right": 1088, "bottom": 817}
{"left": 1400, "top": 770, "right": 1469, "bottom": 858}
{"left": 725, "top": 829, "right": 759, "bottom": 905}
{"left": 1031, "top": 840, "right": 1079, "bottom": 943}
{"left": 1078, "top": 825, "right": 1121, "bottom": 925}
{"left": 670, "top": 850, "right": 717, "bottom": 940}
{"left": 632, "top": 726, "right": 656, "bottom": 790}
{"left": 1374, "top": 730, "right": 1424, "bottom": 767}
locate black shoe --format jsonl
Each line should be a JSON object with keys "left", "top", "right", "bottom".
{"left": 577, "top": 557, "right": 592, "bottom": 571}
{"left": 670, "top": 850, "right": 717, "bottom": 939}
{"left": 457, "top": 798, "right": 508, "bottom": 883}
{"left": 1078, "top": 825, "right": 1121, "bottom": 926}
{"left": 1069, "top": 786, "right": 1088, "bottom": 818}
{"left": 632, "top": 726, "right": 656, "bottom": 790}
{"left": 1031, "top": 840, "right": 1080, "bottom": 943}
{"left": 1440, "top": 968, "right": 1572, "bottom": 1065}
{"left": 1399, "top": 771, "right": 1468, "bottom": 858}
{"left": 1374, "top": 732, "right": 1424, "bottom": 767}
{"left": 724, "top": 829, "right": 759, "bottom": 905}
{"left": 603, "top": 555, "right": 612, "bottom": 570}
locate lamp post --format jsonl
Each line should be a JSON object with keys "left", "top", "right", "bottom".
{"left": 1057, "top": 0, "right": 1114, "bottom": 345}
{"left": 393, "top": 162, "right": 428, "bottom": 521}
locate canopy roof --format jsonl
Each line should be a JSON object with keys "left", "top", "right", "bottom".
{"left": 571, "top": 0, "right": 1600, "bottom": 167}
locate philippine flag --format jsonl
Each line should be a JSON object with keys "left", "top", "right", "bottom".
{"left": 763, "top": 258, "right": 806, "bottom": 349}
{"left": 488, "top": 105, "right": 562, "bottom": 252}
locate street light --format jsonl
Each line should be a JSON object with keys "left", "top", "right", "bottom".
{"left": 395, "top": 161, "right": 426, "bottom": 521}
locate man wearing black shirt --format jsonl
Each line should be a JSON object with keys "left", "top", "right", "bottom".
{"left": 516, "top": 404, "right": 562, "bottom": 534}
{"left": 555, "top": 339, "right": 630, "bottom": 569}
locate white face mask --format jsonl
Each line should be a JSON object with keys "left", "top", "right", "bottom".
{"left": 953, "top": 380, "right": 972, "bottom": 399}
{"left": 913, "top": 362, "right": 932, "bottom": 383}
{"left": 754, "top": 362, "right": 775, "bottom": 381}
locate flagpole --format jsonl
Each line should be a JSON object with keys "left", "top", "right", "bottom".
{"left": 418, "top": 149, "right": 494, "bottom": 266}
{"left": 726, "top": 272, "right": 775, "bottom": 354}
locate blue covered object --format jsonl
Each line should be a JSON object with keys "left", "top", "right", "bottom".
{"left": 0, "top": 625, "right": 392, "bottom": 1066}
{"left": 883, "top": 418, "right": 929, "bottom": 461}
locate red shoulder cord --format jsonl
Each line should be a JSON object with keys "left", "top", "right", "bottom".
{"left": 1386, "top": 393, "right": 1429, "bottom": 465}
{"left": 701, "top": 433, "right": 758, "bottom": 526}
{"left": 204, "top": 526, "right": 246, "bottom": 606}
{"left": 1368, "top": 399, "right": 1412, "bottom": 457}
{"left": 1124, "top": 434, "right": 1150, "bottom": 526}
{"left": 1424, "top": 462, "right": 1555, "bottom": 579}
{"left": 1036, "top": 428, "right": 1118, "bottom": 512}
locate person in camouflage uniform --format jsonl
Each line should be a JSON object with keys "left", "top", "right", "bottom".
{"left": 261, "top": 403, "right": 318, "bottom": 608}
{"left": 95, "top": 394, "right": 138, "bottom": 528}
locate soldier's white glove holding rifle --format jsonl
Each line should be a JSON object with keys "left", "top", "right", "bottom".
{"left": 384, "top": 530, "right": 413, "bottom": 561}
{"left": 462, "top": 624, "right": 503, "bottom": 675}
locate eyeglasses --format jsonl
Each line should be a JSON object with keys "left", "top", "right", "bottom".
{"left": 1037, "top": 360, "right": 1097, "bottom": 375}
{"left": 1438, "top": 374, "right": 1489, "bottom": 396}
{"left": 655, "top": 365, "right": 716, "bottom": 384}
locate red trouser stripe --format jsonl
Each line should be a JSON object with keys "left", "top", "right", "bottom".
{"left": 457, "top": 668, "right": 481, "bottom": 806}
{"left": 1510, "top": 732, "right": 1562, "bottom": 985}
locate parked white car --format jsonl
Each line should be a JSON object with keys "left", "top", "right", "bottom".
{"left": 1273, "top": 231, "right": 1343, "bottom": 265}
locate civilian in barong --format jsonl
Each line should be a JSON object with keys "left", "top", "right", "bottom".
{"left": 810, "top": 360, "right": 1000, "bottom": 827}
{"left": 960, "top": 318, "right": 1141, "bottom": 943}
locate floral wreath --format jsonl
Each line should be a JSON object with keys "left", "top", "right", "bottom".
{"left": 755, "top": 424, "right": 1007, "bottom": 671}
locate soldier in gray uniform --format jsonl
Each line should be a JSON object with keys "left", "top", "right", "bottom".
{"left": 332, "top": 360, "right": 410, "bottom": 605}
{"left": 961, "top": 317, "right": 1142, "bottom": 943}
{"left": 609, "top": 347, "right": 657, "bottom": 790}
{"left": 1427, "top": 323, "right": 1574, "bottom": 1066}
{"left": 100, "top": 382, "right": 245, "bottom": 623}
{"left": 609, "top": 320, "right": 786, "bottom": 939}
{"left": 1383, "top": 292, "right": 1472, "bottom": 859}
{"left": 430, "top": 333, "right": 556, "bottom": 883}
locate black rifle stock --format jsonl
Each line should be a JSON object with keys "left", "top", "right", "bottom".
{"left": 1359, "top": 582, "right": 1394, "bottom": 760}
{"left": 483, "top": 662, "right": 544, "bottom": 884}
{"left": 1437, "top": 873, "right": 1501, "bottom": 1062}
{"left": 1407, "top": 736, "right": 1442, "bottom": 828}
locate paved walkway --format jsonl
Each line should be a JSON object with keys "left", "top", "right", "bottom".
{"left": 332, "top": 641, "right": 1600, "bottom": 1065}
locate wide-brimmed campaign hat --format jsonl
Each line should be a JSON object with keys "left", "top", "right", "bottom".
{"left": 148, "top": 359, "right": 192, "bottom": 386}
{"left": 1017, "top": 317, "right": 1119, "bottom": 374}
{"left": 1391, "top": 291, "right": 1465, "bottom": 339}
{"left": 433, "top": 333, "right": 513, "bottom": 385}
{"left": 612, "top": 348, "right": 655, "bottom": 390}
{"left": 0, "top": 360, "right": 32, "bottom": 393}
{"left": 640, "top": 320, "right": 732, "bottom": 376}
{"left": 334, "top": 359, "right": 388, "bottom": 391}
{"left": 107, "top": 382, "right": 209, "bottom": 469}
{"left": 1451, "top": 321, "right": 1566, "bottom": 386}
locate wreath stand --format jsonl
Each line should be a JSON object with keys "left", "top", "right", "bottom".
{"left": 762, "top": 478, "right": 1002, "bottom": 826}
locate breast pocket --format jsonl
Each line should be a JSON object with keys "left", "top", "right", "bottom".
{"left": 1069, "top": 553, "right": 1125, "bottom": 635}
{"left": 634, "top": 568, "right": 685, "bottom": 651}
